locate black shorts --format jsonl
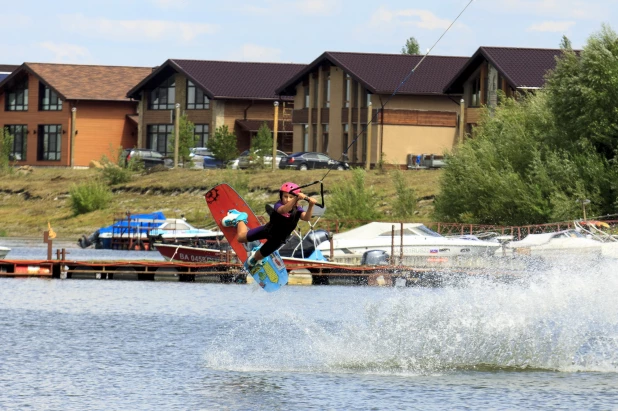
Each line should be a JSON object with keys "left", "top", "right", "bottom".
{"left": 246, "top": 225, "right": 285, "bottom": 258}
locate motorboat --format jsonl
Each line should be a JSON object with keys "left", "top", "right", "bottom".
{"left": 0, "top": 246, "right": 10, "bottom": 259}
{"left": 78, "top": 211, "right": 224, "bottom": 250}
{"left": 506, "top": 226, "right": 618, "bottom": 259}
{"left": 315, "top": 222, "right": 501, "bottom": 264}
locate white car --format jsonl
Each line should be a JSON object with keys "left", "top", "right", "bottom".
{"left": 237, "top": 149, "right": 287, "bottom": 169}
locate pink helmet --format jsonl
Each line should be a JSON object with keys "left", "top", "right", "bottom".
{"left": 280, "top": 182, "right": 300, "bottom": 197}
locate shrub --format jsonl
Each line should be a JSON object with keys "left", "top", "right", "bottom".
{"left": 98, "top": 154, "right": 133, "bottom": 185}
{"left": 0, "top": 127, "right": 14, "bottom": 175}
{"left": 327, "top": 168, "right": 382, "bottom": 223}
{"left": 391, "top": 168, "right": 417, "bottom": 218}
{"left": 69, "top": 181, "right": 113, "bottom": 215}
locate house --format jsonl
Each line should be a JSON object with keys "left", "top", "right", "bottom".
{"left": 275, "top": 51, "right": 469, "bottom": 168}
{"left": 0, "top": 63, "right": 153, "bottom": 167}
{"left": 126, "top": 59, "right": 306, "bottom": 155}
{"left": 444, "top": 46, "right": 570, "bottom": 137}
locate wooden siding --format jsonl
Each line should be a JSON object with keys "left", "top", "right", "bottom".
{"left": 292, "top": 108, "right": 308, "bottom": 124}
{"left": 465, "top": 107, "right": 482, "bottom": 124}
{"left": 72, "top": 101, "right": 138, "bottom": 167}
{"left": 379, "top": 109, "right": 457, "bottom": 127}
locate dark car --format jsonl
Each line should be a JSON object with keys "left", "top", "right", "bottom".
{"left": 279, "top": 152, "right": 349, "bottom": 171}
{"left": 122, "top": 148, "right": 173, "bottom": 169}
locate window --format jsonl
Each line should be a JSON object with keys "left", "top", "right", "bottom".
{"left": 312, "top": 74, "right": 319, "bottom": 108}
{"left": 5, "top": 78, "right": 28, "bottom": 111}
{"left": 322, "top": 124, "right": 329, "bottom": 153}
{"left": 303, "top": 125, "right": 309, "bottom": 151}
{"left": 342, "top": 124, "right": 349, "bottom": 159}
{"left": 351, "top": 124, "right": 358, "bottom": 163}
{"left": 351, "top": 80, "right": 358, "bottom": 108}
{"left": 187, "top": 80, "right": 209, "bottom": 109}
{"left": 323, "top": 70, "right": 330, "bottom": 108}
{"left": 147, "top": 124, "right": 174, "bottom": 156}
{"left": 343, "top": 74, "right": 351, "bottom": 108}
{"left": 304, "top": 84, "right": 310, "bottom": 108}
{"left": 149, "top": 77, "right": 175, "bottom": 110}
{"left": 38, "top": 125, "right": 61, "bottom": 161}
{"left": 194, "top": 124, "right": 209, "bottom": 147}
{"left": 39, "top": 83, "right": 62, "bottom": 111}
{"left": 311, "top": 124, "right": 317, "bottom": 152}
{"left": 470, "top": 77, "right": 481, "bottom": 107}
{"left": 5, "top": 125, "right": 27, "bottom": 161}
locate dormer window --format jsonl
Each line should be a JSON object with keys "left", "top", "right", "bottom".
{"left": 5, "top": 78, "right": 28, "bottom": 111}
{"left": 186, "top": 80, "right": 209, "bottom": 109}
{"left": 149, "top": 76, "right": 175, "bottom": 110}
{"left": 39, "top": 82, "right": 62, "bottom": 111}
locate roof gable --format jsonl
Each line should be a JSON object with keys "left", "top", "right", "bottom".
{"left": 276, "top": 51, "right": 469, "bottom": 96}
{"left": 0, "top": 63, "right": 153, "bottom": 101}
{"left": 127, "top": 59, "right": 306, "bottom": 101}
{"left": 444, "top": 46, "right": 574, "bottom": 94}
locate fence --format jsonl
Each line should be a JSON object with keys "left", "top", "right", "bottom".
{"left": 313, "top": 219, "right": 618, "bottom": 241}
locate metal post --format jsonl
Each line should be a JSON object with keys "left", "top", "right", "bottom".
{"left": 174, "top": 103, "right": 180, "bottom": 168}
{"left": 365, "top": 102, "right": 372, "bottom": 171}
{"left": 70, "top": 107, "right": 77, "bottom": 168}
{"left": 272, "top": 101, "right": 279, "bottom": 170}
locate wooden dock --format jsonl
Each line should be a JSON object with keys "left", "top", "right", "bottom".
{"left": 0, "top": 257, "right": 525, "bottom": 287}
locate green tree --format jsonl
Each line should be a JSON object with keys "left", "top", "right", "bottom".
{"left": 167, "top": 113, "right": 198, "bottom": 167}
{"left": 433, "top": 91, "right": 613, "bottom": 225}
{"left": 0, "top": 127, "right": 14, "bottom": 174}
{"left": 207, "top": 125, "right": 239, "bottom": 164}
{"left": 545, "top": 24, "right": 618, "bottom": 158}
{"left": 401, "top": 37, "right": 420, "bottom": 55}
{"left": 559, "top": 34, "right": 572, "bottom": 50}
{"left": 249, "top": 122, "right": 274, "bottom": 169}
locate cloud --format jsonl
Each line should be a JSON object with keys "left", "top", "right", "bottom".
{"left": 59, "top": 13, "right": 218, "bottom": 43}
{"left": 38, "top": 42, "right": 93, "bottom": 64}
{"left": 2, "top": 14, "right": 33, "bottom": 29}
{"left": 493, "top": 0, "right": 600, "bottom": 20}
{"left": 296, "top": 0, "right": 339, "bottom": 15}
{"left": 369, "top": 6, "right": 459, "bottom": 30}
{"left": 233, "top": 0, "right": 342, "bottom": 16}
{"left": 527, "top": 21, "right": 577, "bottom": 32}
{"left": 151, "top": 0, "right": 190, "bottom": 8}
{"left": 235, "top": 44, "right": 283, "bottom": 62}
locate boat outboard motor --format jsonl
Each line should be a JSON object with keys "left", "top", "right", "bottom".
{"left": 278, "top": 229, "right": 331, "bottom": 259}
{"left": 361, "top": 249, "right": 390, "bottom": 266}
{"left": 78, "top": 230, "right": 101, "bottom": 249}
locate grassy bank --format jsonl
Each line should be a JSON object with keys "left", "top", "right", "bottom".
{"left": 0, "top": 167, "right": 443, "bottom": 240}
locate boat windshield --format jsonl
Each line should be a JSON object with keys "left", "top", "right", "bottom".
{"left": 378, "top": 225, "right": 442, "bottom": 237}
{"left": 413, "top": 225, "right": 443, "bottom": 237}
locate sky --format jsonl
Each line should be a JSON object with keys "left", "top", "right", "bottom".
{"left": 1, "top": 0, "right": 617, "bottom": 68}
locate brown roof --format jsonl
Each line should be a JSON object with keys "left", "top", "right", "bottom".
{"left": 236, "top": 119, "right": 293, "bottom": 133}
{"left": 0, "top": 63, "right": 153, "bottom": 101}
{"left": 444, "top": 46, "right": 576, "bottom": 94}
{"left": 127, "top": 59, "right": 306, "bottom": 101}
{"left": 276, "top": 51, "right": 469, "bottom": 96}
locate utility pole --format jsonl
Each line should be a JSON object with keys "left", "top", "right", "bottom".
{"left": 272, "top": 101, "right": 279, "bottom": 171}
{"left": 174, "top": 103, "right": 180, "bottom": 168}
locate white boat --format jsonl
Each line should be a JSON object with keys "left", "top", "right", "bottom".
{"left": 0, "top": 246, "right": 10, "bottom": 259}
{"left": 316, "top": 222, "right": 501, "bottom": 264}
{"left": 507, "top": 226, "right": 618, "bottom": 259}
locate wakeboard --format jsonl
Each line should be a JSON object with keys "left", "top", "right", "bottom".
{"left": 205, "top": 183, "right": 288, "bottom": 292}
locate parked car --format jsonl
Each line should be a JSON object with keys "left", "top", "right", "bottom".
{"left": 188, "top": 147, "right": 225, "bottom": 169}
{"left": 122, "top": 148, "right": 173, "bottom": 169}
{"left": 237, "top": 149, "right": 288, "bottom": 169}
{"left": 279, "top": 152, "right": 350, "bottom": 171}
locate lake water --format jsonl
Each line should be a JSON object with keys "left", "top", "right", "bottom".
{"left": 0, "top": 248, "right": 617, "bottom": 410}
